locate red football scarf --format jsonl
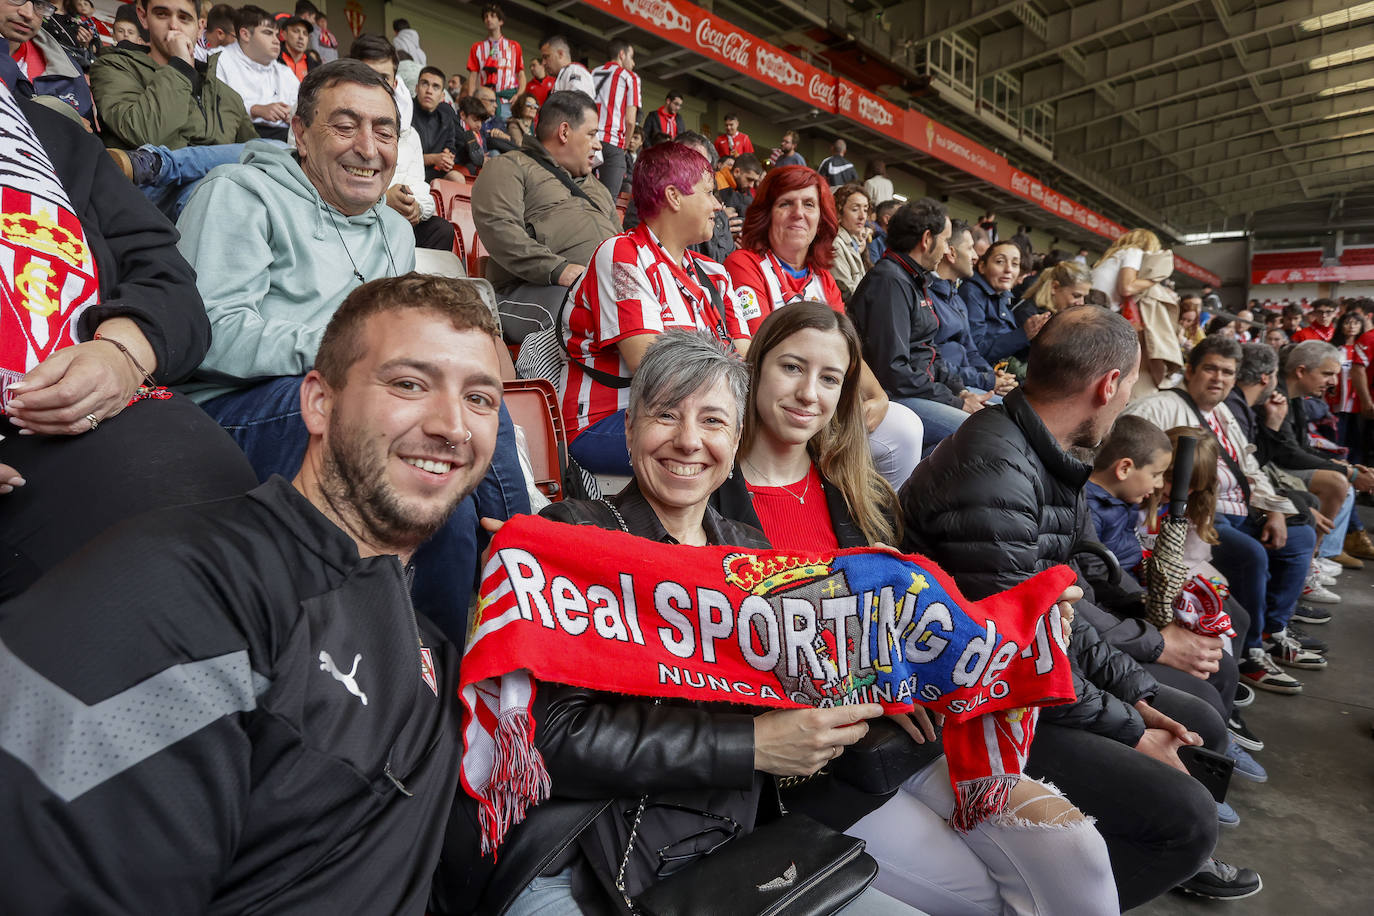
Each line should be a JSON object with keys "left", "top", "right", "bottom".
{"left": 460, "top": 516, "right": 1077, "bottom": 854}
{"left": 0, "top": 80, "right": 100, "bottom": 411}
{"left": 654, "top": 107, "right": 679, "bottom": 140}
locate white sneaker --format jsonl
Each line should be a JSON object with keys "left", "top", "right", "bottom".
{"left": 1311, "top": 567, "right": 1338, "bottom": 587}
{"left": 1302, "top": 574, "right": 1341, "bottom": 604}
{"left": 1314, "top": 557, "right": 1344, "bottom": 577}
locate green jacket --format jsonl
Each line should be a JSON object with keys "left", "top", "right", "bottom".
{"left": 91, "top": 48, "right": 258, "bottom": 150}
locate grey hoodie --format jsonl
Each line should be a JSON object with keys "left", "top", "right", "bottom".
{"left": 175, "top": 140, "right": 415, "bottom": 404}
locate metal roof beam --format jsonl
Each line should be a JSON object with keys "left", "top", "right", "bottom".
{"left": 882, "top": 0, "right": 1026, "bottom": 44}
{"left": 1023, "top": 0, "right": 1357, "bottom": 106}
{"left": 1098, "top": 96, "right": 1374, "bottom": 176}
{"left": 979, "top": 0, "right": 1199, "bottom": 75}
{"left": 1156, "top": 144, "right": 1374, "bottom": 206}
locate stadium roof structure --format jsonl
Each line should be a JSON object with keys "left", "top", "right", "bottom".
{"left": 512, "top": 0, "right": 1374, "bottom": 248}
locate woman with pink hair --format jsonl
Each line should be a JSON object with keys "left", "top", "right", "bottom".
{"left": 560, "top": 142, "right": 753, "bottom": 474}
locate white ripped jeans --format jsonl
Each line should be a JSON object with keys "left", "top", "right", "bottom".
{"left": 850, "top": 757, "right": 1120, "bottom": 916}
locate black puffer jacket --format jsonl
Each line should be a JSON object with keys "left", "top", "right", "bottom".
{"left": 901, "top": 389, "right": 1156, "bottom": 744}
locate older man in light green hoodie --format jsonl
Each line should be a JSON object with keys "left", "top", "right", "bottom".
{"left": 175, "top": 59, "right": 528, "bottom": 647}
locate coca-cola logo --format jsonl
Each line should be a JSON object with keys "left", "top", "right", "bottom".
{"left": 625, "top": 0, "right": 690, "bottom": 33}
{"left": 837, "top": 82, "right": 854, "bottom": 112}
{"left": 857, "top": 95, "right": 894, "bottom": 127}
{"left": 695, "top": 17, "right": 751, "bottom": 67}
{"left": 808, "top": 74, "right": 836, "bottom": 107}
{"left": 755, "top": 48, "right": 803, "bottom": 87}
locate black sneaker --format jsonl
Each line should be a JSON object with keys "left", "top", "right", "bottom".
{"left": 1292, "top": 604, "right": 1334, "bottom": 625}
{"left": 1234, "top": 680, "right": 1255, "bottom": 709}
{"left": 1176, "top": 857, "right": 1263, "bottom": 900}
{"left": 1227, "top": 710, "right": 1264, "bottom": 752}
{"left": 1266, "top": 629, "right": 1328, "bottom": 670}
{"left": 1286, "top": 624, "right": 1327, "bottom": 654}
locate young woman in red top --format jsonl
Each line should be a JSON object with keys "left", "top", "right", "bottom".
{"left": 723, "top": 167, "right": 924, "bottom": 489}
{"left": 712, "top": 301, "right": 1116, "bottom": 915}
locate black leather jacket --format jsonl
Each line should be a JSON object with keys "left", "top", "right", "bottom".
{"left": 433, "top": 482, "right": 771, "bottom": 915}
{"left": 900, "top": 389, "right": 1157, "bottom": 745}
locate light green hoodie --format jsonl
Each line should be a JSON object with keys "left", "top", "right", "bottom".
{"left": 176, "top": 140, "right": 416, "bottom": 404}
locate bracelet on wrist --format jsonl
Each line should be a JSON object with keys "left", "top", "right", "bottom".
{"left": 93, "top": 332, "right": 156, "bottom": 389}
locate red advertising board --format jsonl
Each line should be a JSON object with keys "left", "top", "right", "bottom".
{"left": 578, "top": 0, "right": 1220, "bottom": 286}
{"left": 1252, "top": 265, "right": 1374, "bottom": 285}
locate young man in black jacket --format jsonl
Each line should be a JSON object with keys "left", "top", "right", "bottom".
{"left": 901, "top": 306, "right": 1261, "bottom": 905}
{"left": 0, "top": 276, "right": 503, "bottom": 913}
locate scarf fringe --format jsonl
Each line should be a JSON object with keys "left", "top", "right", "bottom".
{"left": 477, "top": 708, "right": 551, "bottom": 856}
{"left": 950, "top": 775, "right": 1021, "bottom": 833}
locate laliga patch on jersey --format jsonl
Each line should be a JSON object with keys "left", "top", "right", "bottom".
{"left": 736, "top": 287, "right": 760, "bottom": 320}
{"left": 419, "top": 646, "right": 438, "bottom": 696}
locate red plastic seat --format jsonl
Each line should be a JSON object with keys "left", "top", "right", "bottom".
{"left": 503, "top": 378, "right": 567, "bottom": 502}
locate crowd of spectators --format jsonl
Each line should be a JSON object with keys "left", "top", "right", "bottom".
{"left": 1, "top": 3, "right": 1367, "bottom": 914}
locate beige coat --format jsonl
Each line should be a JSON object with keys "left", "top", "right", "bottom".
{"left": 472, "top": 136, "right": 622, "bottom": 292}
{"left": 831, "top": 227, "right": 869, "bottom": 299}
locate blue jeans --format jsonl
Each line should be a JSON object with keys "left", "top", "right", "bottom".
{"left": 1320, "top": 484, "right": 1356, "bottom": 558}
{"left": 143, "top": 141, "right": 283, "bottom": 217}
{"left": 568, "top": 409, "right": 632, "bottom": 475}
{"left": 201, "top": 376, "right": 530, "bottom": 645}
{"left": 1211, "top": 512, "right": 1317, "bottom": 649}
{"left": 895, "top": 397, "right": 968, "bottom": 455}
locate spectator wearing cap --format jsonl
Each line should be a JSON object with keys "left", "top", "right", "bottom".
{"left": 293, "top": 1, "right": 337, "bottom": 63}
{"left": 278, "top": 15, "right": 319, "bottom": 80}
{"left": 214, "top": 5, "right": 300, "bottom": 141}
{"left": 1, "top": 0, "right": 93, "bottom": 118}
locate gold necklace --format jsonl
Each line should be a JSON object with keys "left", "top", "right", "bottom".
{"left": 743, "top": 457, "right": 812, "bottom": 505}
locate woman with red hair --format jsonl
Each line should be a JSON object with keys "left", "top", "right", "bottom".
{"left": 724, "top": 166, "right": 923, "bottom": 488}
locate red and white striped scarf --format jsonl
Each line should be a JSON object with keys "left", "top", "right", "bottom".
{"left": 0, "top": 81, "right": 99, "bottom": 411}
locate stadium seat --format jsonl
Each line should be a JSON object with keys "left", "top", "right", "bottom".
{"left": 502, "top": 378, "right": 567, "bottom": 502}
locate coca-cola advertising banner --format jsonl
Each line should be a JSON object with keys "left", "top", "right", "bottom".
{"left": 580, "top": 0, "right": 1218, "bottom": 284}
{"left": 1252, "top": 265, "right": 1374, "bottom": 285}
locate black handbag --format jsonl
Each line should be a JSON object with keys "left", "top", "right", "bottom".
{"left": 628, "top": 812, "right": 878, "bottom": 916}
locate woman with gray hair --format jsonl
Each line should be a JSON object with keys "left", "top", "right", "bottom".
{"left": 475, "top": 329, "right": 916, "bottom": 916}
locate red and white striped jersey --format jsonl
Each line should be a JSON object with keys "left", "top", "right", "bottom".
{"left": 590, "top": 62, "right": 641, "bottom": 149}
{"left": 561, "top": 223, "right": 751, "bottom": 441}
{"left": 466, "top": 36, "right": 523, "bottom": 93}
{"left": 722, "top": 248, "right": 844, "bottom": 335}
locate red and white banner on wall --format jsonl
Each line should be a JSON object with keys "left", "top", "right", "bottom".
{"left": 1252, "top": 265, "right": 1374, "bottom": 285}
{"left": 581, "top": 0, "right": 1220, "bottom": 286}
